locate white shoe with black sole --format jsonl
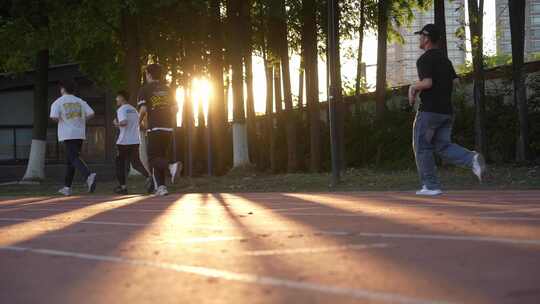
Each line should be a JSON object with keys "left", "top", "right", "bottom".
{"left": 472, "top": 152, "right": 486, "bottom": 182}
{"left": 87, "top": 173, "right": 97, "bottom": 193}
{"left": 155, "top": 185, "right": 169, "bottom": 196}
{"left": 169, "top": 162, "right": 182, "bottom": 184}
{"left": 58, "top": 187, "right": 71, "bottom": 196}
{"left": 416, "top": 186, "right": 443, "bottom": 196}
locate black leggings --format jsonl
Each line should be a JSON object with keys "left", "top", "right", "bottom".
{"left": 116, "top": 144, "right": 149, "bottom": 186}
{"left": 147, "top": 131, "right": 172, "bottom": 187}
{"left": 64, "top": 140, "right": 91, "bottom": 187}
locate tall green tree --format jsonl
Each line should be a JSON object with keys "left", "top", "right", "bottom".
{"left": 227, "top": 0, "right": 250, "bottom": 167}
{"left": 467, "top": 0, "right": 487, "bottom": 156}
{"left": 0, "top": 0, "right": 52, "bottom": 181}
{"left": 242, "top": 0, "right": 258, "bottom": 165}
{"left": 208, "top": 0, "right": 228, "bottom": 174}
{"left": 355, "top": 0, "right": 367, "bottom": 95}
{"left": 302, "top": 0, "right": 321, "bottom": 172}
{"left": 509, "top": 0, "right": 529, "bottom": 161}
{"left": 269, "top": 0, "right": 297, "bottom": 172}
{"left": 434, "top": 0, "right": 447, "bottom": 56}
{"left": 375, "top": 0, "right": 389, "bottom": 120}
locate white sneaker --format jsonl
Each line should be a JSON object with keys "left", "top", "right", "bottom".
{"left": 155, "top": 185, "right": 169, "bottom": 196}
{"left": 86, "top": 173, "right": 97, "bottom": 193}
{"left": 472, "top": 152, "right": 486, "bottom": 182}
{"left": 58, "top": 187, "right": 71, "bottom": 196}
{"left": 416, "top": 186, "right": 443, "bottom": 196}
{"left": 169, "top": 162, "right": 182, "bottom": 184}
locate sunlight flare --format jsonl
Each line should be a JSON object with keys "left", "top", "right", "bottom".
{"left": 176, "top": 78, "right": 212, "bottom": 127}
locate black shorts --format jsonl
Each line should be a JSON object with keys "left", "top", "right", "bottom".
{"left": 147, "top": 130, "right": 172, "bottom": 160}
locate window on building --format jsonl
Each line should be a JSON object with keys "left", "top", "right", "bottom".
{"left": 83, "top": 126, "right": 106, "bottom": 161}
{"left": 0, "top": 129, "right": 14, "bottom": 160}
{"left": 45, "top": 128, "right": 60, "bottom": 161}
{"left": 15, "top": 129, "right": 32, "bottom": 159}
{"left": 0, "top": 127, "right": 32, "bottom": 162}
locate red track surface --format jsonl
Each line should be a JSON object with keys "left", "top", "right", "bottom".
{"left": 1, "top": 191, "right": 539, "bottom": 304}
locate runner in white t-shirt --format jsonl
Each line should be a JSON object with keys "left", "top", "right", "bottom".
{"left": 49, "top": 79, "right": 97, "bottom": 196}
{"left": 113, "top": 90, "right": 151, "bottom": 194}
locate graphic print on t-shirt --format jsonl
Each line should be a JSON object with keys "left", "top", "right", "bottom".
{"left": 63, "top": 102, "right": 83, "bottom": 119}
{"left": 50, "top": 95, "right": 95, "bottom": 142}
{"left": 149, "top": 91, "right": 170, "bottom": 109}
{"left": 137, "top": 82, "right": 176, "bottom": 131}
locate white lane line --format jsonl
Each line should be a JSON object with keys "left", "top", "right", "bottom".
{"left": 355, "top": 232, "right": 540, "bottom": 246}
{"left": 0, "top": 217, "right": 148, "bottom": 227}
{"left": 0, "top": 206, "right": 324, "bottom": 213}
{"left": 32, "top": 232, "right": 119, "bottom": 239}
{"left": 127, "top": 236, "right": 247, "bottom": 246}
{"left": 278, "top": 212, "right": 366, "bottom": 217}
{"left": 179, "top": 236, "right": 245, "bottom": 244}
{"left": 271, "top": 207, "right": 324, "bottom": 212}
{"left": 475, "top": 216, "right": 540, "bottom": 222}
{"left": 0, "top": 218, "right": 351, "bottom": 237}
{"left": 237, "top": 243, "right": 389, "bottom": 256}
{"left": 477, "top": 208, "right": 540, "bottom": 215}
{"left": 0, "top": 245, "right": 455, "bottom": 304}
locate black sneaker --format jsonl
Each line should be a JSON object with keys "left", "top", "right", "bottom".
{"left": 114, "top": 186, "right": 128, "bottom": 195}
{"left": 145, "top": 177, "right": 155, "bottom": 194}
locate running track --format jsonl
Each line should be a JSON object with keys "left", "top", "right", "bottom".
{"left": 0, "top": 191, "right": 539, "bottom": 304}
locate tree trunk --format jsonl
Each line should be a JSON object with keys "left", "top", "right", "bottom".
{"left": 264, "top": 54, "right": 277, "bottom": 172}
{"left": 298, "top": 58, "right": 304, "bottom": 108}
{"left": 120, "top": 11, "right": 141, "bottom": 105}
{"left": 224, "top": 71, "right": 230, "bottom": 122}
{"left": 271, "top": 0, "right": 297, "bottom": 172}
{"left": 509, "top": 0, "right": 529, "bottom": 162}
{"left": 468, "top": 0, "right": 487, "bottom": 156}
{"left": 434, "top": 0, "right": 448, "bottom": 56}
{"left": 333, "top": 2, "right": 346, "bottom": 171}
{"left": 23, "top": 49, "right": 49, "bottom": 181}
{"left": 355, "top": 0, "right": 366, "bottom": 96}
{"left": 209, "top": 0, "right": 227, "bottom": 175}
{"left": 375, "top": 0, "right": 389, "bottom": 120}
{"left": 274, "top": 63, "right": 283, "bottom": 113}
{"left": 228, "top": 0, "right": 250, "bottom": 167}
{"left": 183, "top": 81, "right": 194, "bottom": 177}
{"left": 302, "top": 0, "right": 321, "bottom": 172}
{"left": 242, "top": 0, "right": 257, "bottom": 165}
{"left": 197, "top": 91, "right": 207, "bottom": 174}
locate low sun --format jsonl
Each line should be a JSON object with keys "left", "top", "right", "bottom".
{"left": 176, "top": 78, "right": 212, "bottom": 127}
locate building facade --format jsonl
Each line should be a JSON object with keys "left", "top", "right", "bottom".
{"left": 387, "top": 0, "right": 467, "bottom": 87}
{"left": 0, "top": 64, "right": 115, "bottom": 165}
{"left": 496, "top": 0, "right": 540, "bottom": 58}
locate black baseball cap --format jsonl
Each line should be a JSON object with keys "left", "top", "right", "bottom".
{"left": 414, "top": 24, "right": 441, "bottom": 42}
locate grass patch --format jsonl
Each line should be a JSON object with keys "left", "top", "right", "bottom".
{"left": 1, "top": 165, "right": 538, "bottom": 197}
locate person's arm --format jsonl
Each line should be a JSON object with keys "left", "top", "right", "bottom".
{"left": 50, "top": 101, "right": 60, "bottom": 122}
{"left": 114, "top": 107, "right": 128, "bottom": 127}
{"left": 138, "top": 105, "right": 148, "bottom": 130}
{"left": 409, "top": 78, "right": 433, "bottom": 106}
{"left": 82, "top": 101, "right": 95, "bottom": 120}
{"left": 409, "top": 55, "right": 434, "bottom": 106}
{"left": 137, "top": 87, "right": 148, "bottom": 130}
{"left": 412, "top": 78, "right": 433, "bottom": 91}
{"left": 452, "top": 64, "right": 460, "bottom": 86}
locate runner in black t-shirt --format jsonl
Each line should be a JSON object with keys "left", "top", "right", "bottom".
{"left": 137, "top": 64, "right": 178, "bottom": 196}
{"left": 408, "top": 24, "right": 486, "bottom": 196}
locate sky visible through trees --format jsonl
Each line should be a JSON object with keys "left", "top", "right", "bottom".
{"left": 236, "top": 1, "right": 497, "bottom": 117}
